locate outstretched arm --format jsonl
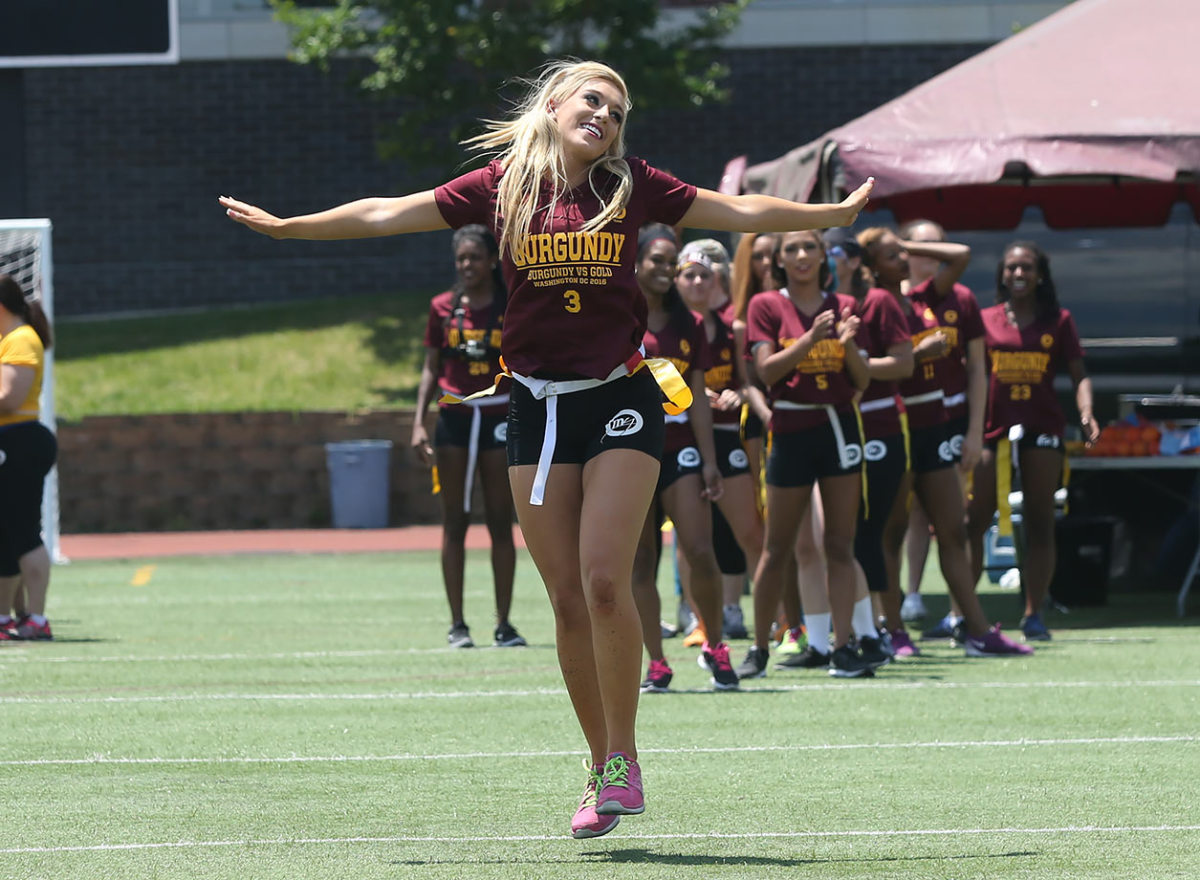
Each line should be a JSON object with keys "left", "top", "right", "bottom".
{"left": 679, "top": 179, "right": 873, "bottom": 233}
{"left": 219, "top": 191, "right": 449, "bottom": 240}
{"left": 902, "top": 239, "right": 971, "bottom": 296}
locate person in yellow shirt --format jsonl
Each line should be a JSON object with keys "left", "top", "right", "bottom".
{"left": 0, "top": 273, "right": 57, "bottom": 641}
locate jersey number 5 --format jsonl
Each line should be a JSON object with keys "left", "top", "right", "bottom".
{"left": 563, "top": 290, "right": 581, "bottom": 313}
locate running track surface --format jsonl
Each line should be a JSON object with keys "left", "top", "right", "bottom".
{"left": 60, "top": 525, "right": 526, "bottom": 561}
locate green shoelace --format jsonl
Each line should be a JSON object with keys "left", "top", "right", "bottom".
{"left": 602, "top": 754, "right": 631, "bottom": 789}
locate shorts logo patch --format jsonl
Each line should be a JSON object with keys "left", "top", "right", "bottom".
{"left": 728, "top": 449, "right": 749, "bottom": 470}
{"left": 492, "top": 422, "right": 507, "bottom": 444}
{"left": 863, "top": 440, "right": 888, "bottom": 462}
{"left": 677, "top": 447, "right": 701, "bottom": 468}
{"left": 1035, "top": 433, "right": 1061, "bottom": 449}
{"left": 938, "top": 441, "right": 954, "bottom": 462}
{"left": 605, "top": 408, "right": 644, "bottom": 438}
{"left": 0, "top": 450, "right": 6, "bottom": 466}
{"left": 843, "top": 444, "right": 864, "bottom": 467}
{"left": 949, "top": 434, "right": 964, "bottom": 456}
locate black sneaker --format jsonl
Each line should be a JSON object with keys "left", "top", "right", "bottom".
{"left": 858, "top": 636, "right": 892, "bottom": 670}
{"left": 698, "top": 642, "right": 740, "bottom": 690}
{"left": 494, "top": 622, "right": 527, "bottom": 647}
{"left": 735, "top": 646, "right": 769, "bottom": 679}
{"left": 828, "top": 644, "right": 874, "bottom": 678}
{"left": 447, "top": 622, "right": 474, "bottom": 648}
{"left": 776, "top": 645, "right": 831, "bottom": 669}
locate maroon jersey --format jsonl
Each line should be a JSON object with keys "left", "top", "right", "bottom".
{"left": 908, "top": 278, "right": 985, "bottom": 421}
{"left": 896, "top": 292, "right": 948, "bottom": 430}
{"left": 705, "top": 299, "right": 741, "bottom": 427}
{"left": 643, "top": 307, "right": 710, "bottom": 452}
{"left": 423, "top": 290, "right": 509, "bottom": 411}
{"left": 981, "top": 304, "right": 1085, "bottom": 441}
{"left": 746, "top": 289, "right": 859, "bottom": 433}
{"left": 434, "top": 157, "right": 697, "bottom": 379}
{"left": 854, "top": 288, "right": 911, "bottom": 440}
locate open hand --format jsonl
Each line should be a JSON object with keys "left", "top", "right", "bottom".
{"left": 838, "top": 178, "right": 874, "bottom": 226}
{"left": 219, "top": 195, "right": 287, "bottom": 238}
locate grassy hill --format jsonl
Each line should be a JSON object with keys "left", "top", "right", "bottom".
{"left": 53, "top": 291, "right": 433, "bottom": 420}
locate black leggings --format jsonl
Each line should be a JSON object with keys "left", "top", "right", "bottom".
{"left": 854, "top": 433, "right": 907, "bottom": 593}
{"left": 0, "top": 420, "right": 57, "bottom": 576}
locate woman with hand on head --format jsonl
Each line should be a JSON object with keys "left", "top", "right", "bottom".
{"left": 966, "top": 242, "right": 1097, "bottom": 642}
{"left": 221, "top": 58, "right": 872, "bottom": 838}
{"left": 0, "top": 274, "right": 57, "bottom": 642}
{"left": 859, "top": 228, "right": 1031, "bottom": 658}
{"left": 412, "top": 224, "right": 523, "bottom": 650}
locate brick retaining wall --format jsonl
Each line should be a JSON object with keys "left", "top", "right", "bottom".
{"left": 56, "top": 410, "right": 448, "bottom": 533}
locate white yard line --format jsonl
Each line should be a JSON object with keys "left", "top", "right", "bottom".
{"left": 1, "top": 679, "right": 1198, "bottom": 705}
{"left": 2, "top": 735, "right": 1195, "bottom": 768}
{"left": 2, "top": 824, "right": 1198, "bottom": 854}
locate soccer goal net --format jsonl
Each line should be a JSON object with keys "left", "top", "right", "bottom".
{"left": 0, "top": 219, "right": 61, "bottom": 563}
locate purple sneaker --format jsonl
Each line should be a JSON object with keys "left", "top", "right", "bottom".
{"left": 571, "top": 762, "right": 620, "bottom": 839}
{"left": 889, "top": 628, "right": 920, "bottom": 658}
{"left": 964, "top": 624, "right": 1034, "bottom": 657}
{"left": 595, "top": 752, "right": 644, "bottom": 816}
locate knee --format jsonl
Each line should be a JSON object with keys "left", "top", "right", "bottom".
{"left": 442, "top": 513, "right": 470, "bottom": 542}
{"left": 823, "top": 533, "right": 855, "bottom": 567}
{"left": 583, "top": 570, "right": 626, "bottom": 615}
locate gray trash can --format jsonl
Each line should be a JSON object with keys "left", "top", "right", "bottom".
{"left": 325, "top": 440, "right": 393, "bottom": 528}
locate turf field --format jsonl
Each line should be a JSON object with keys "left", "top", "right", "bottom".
{"left": 1, "top": 549, "right": 1197, "bottom": 879}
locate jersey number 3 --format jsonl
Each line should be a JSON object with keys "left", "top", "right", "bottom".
{"left": 563, "top": 290, "right": 582, "bottom": 313}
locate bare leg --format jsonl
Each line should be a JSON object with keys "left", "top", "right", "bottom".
{"left": 1017, "top": 448, "right": 1064, "bottom": 619}
{"left": 915, "top": 467, "right": 991, "bottom": 637}
{"left": 752, "top": 484, "right": 812, "bottom": 651}
{"left": 0, "top": 575, "right": 20, "bottom": 617}
{"left": 435, "top": 446, "right": 471, "bottom": 625}
{"left": 966, "top": 449, "right": 999, "bottom": 590}
{"left": 478, "top": 448, "right": 516, "bottom": 625}
{"left": 879, "top": 471, "right": 914, "bottom": 631}
{"left": 661, "top": 474, "right": 722, "bottom": 643}
{"left": 631, "top": 503, "right": 667, "bottom": 663}
{"left": 795, "top": 487, "right": 829, "bottom": 615}
{"left": 818, "top": 472, "right": 862, "bottom": 649}
{"left": 905, "top": 498, "right": 932, "bottom": 595}
{"left": 18, "top": 546, "right": 50, "bottom": 617}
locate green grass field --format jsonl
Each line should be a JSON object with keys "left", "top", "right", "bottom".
{"left": 54, "top": 291, "right": 432, "bottom": 420}
{"left": 1, "top": 550, "right": 1197, "bottom": 879}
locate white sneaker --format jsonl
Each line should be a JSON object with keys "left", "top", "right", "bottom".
{"left": 900, "top": 592, "right": 927, "bottom": 622}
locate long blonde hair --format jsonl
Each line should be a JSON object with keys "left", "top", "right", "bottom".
{"left": 463, "top": 60, "right": 633, "bottom": 261}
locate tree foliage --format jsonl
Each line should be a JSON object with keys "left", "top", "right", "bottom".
{"left": 272, "top": 0, "right": 747, "bottom": 173}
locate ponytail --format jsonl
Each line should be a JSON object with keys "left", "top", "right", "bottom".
{"left": 0, "top": 273, "right": 52, "bottom": 349}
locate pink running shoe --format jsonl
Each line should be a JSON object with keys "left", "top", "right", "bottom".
{"left": 964, "top": 624, "right": 1034, "bottom": 657}
{"left": 889, "top": 628, "right": 920, "bottom": 658}
{"left": 698, "top": 641, "right": 740, "bottom": 690}
{"left": 595, "top": 752, "right": 644, "bottom": 816}
{"left": 640, "top": 658, "right": 673, "bottom": 693}
{"left": 571, "top": 762, "right": 620, "bottom": 838}
{"left": 13, "top": 616, "right": 52, "bottom": 641}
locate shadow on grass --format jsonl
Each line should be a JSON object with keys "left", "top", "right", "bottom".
{"left": 916, "top": 590, "right": 1198, "bottom": 634}
{"left": 391, "top": 848, "right": 1040, "bottom": 868}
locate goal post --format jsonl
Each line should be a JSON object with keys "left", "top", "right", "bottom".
{"left": 0, "top": 219, "right": 62, "bottom": 563}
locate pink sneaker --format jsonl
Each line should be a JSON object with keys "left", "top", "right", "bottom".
{"left": 14, "top": 616, "right": 52, "bottom": 641}
{"left": 595, "top": 752, "right": 644, "bottom": 815}
{"left": 889, "top": 628, "right": 920, "bottom": 658}
{"left": 571, "top": 763, "right": 620, "bottom": 839}
{"left": 640, "top": 658, "right": 673, "bottom": 693}
{"left": 698, "top": 641, "right": 740, "bottom": 690}
{"left": 964, "top": 624, "right": 1034, "bottom": 657}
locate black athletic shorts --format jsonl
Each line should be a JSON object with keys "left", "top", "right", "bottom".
{"left": 766, "top": 411, "right": 863, "bottom": 489}
{"left": 0, "top": 421, "right": 57, "bottom": 576}
{"left": 507, "top": 369, "right": 664, "bottom": 468}
{"left": 742, "top": 408, "right": 765, "bottom": 441}
{"left": 657, "top": 444, "right": 703, "bottom": 492}
{"left": 945, "top": 414, "right": 969, "bottom": 463}
{"left": 434, "top": 407, "right": 507, "bottom": 451}
{"left": 909, "top": 421, "right": 956, "bottom": 475}
{"left": 714, "top": 429, "right": 752, "bottom": 479}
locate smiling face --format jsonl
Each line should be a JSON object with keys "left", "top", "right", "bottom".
{"left": 1001, "top": 246, "right": 1039, "bottom": 301}
{"left": 551, "top": 78, "right": 626, "bottom": 168}
{"left": 777, "top": 230, "right": 825, "bottom": 289}
{"left": 676, "top": 260, "right": 716, "bottom": 311}
{"left": 637, "top": 238, "right": 678, "bottom": 297}
{"left": 454, "top": 237, "right": 494, "bottom": 294}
